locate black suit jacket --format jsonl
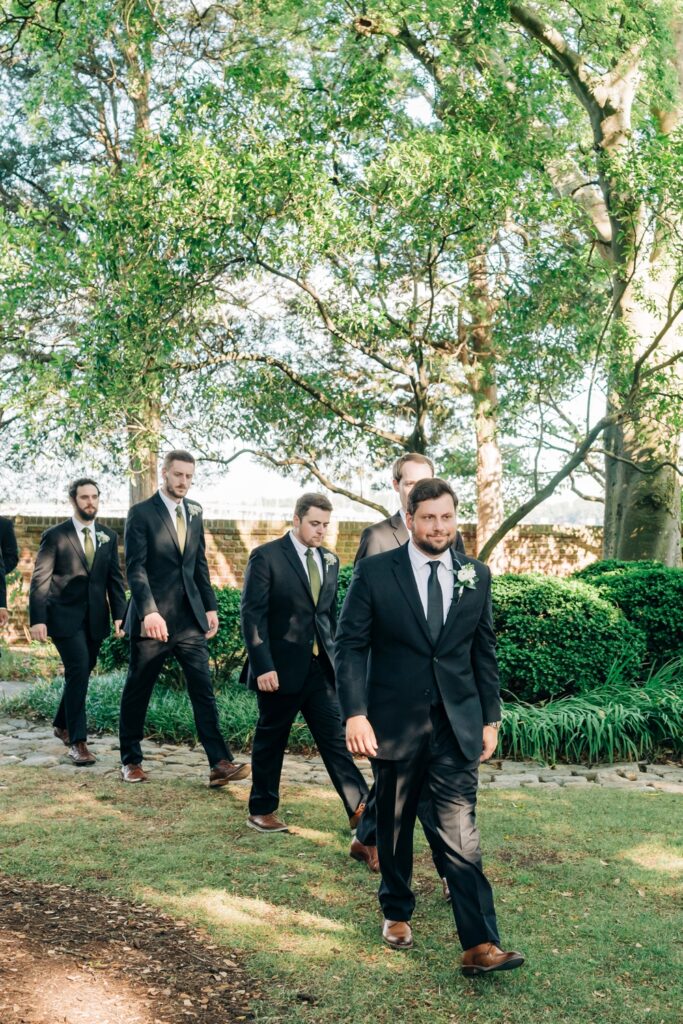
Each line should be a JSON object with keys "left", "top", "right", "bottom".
{"left": 355, "top": 511, "right": 466, "bottom": 562}
{"left": 241, "top": 534, "right": 339, "bottom": 694}
{"left": 0, "top": 517, "right": 19, "bottom": 575}
{"left": 123, "top": 493, "right": 217, "bottom": 637}
{"left": 28, "top": 521, "right": 127, "bottom": 641}
{"left": 336, "top": 543, "right": 501, "bottom": 761}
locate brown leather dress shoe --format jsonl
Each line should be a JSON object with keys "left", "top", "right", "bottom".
{"left": 209, "top": 760, "right": 251, "bottom": 787}
{"left": 348, "top": 800, "right": 366, "bottom": 830}
{"left": 349, "top": 837, "right": 379, "bottom": 873}
{"left": 68, "top": 742, "right": 96, "bottom": 766}
{"left": 121, "top": 763, "right": 148, "bottom": 783}
{"left": 461, "top": 942, "right": 525, "bottom": 975}
{"left": 53, "top": 726, "right": 70, "bottom": 746}
{"left": 382, "top": 919, "right": 413, "bottom": 950}
{"left": 442, "top": 877, "right": 451, "bottom": 901}
{"left": 246, "top": 813, "right": 289, "bottom": 833}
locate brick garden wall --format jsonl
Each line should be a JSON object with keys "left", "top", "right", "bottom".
{"left": 2, "top": 514, "right": 603, "bottom": 643}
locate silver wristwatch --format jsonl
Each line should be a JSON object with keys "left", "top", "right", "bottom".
{"left": 485, "top": 720, "right": 501, "bottom": 729}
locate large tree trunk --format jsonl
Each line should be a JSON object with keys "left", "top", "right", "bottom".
{"left": 465, "top": 251, "right": 506, "bottom": 570}
{"left": 127, "top": 402, "right": 160, "bottom": 506}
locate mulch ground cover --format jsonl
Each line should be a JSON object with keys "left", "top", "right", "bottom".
{"left": 0, "top": 876, "right": 257, "bottom": 1024}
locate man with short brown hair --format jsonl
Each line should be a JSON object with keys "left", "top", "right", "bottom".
{"left": 241, "top": 493, "right": 369, "bottom": 833}
{"left": 119, "top": 451, "right": 249, "bottom": 786}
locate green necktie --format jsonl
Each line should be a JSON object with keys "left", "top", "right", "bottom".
{"left": 82, "top": 527, "right": 95, "bottom": 570}
{"left": 306, "top": 548, "right": 321, "bottom": 655}
{"left": 175, "top": 504, "right": 186, "bottom": 553}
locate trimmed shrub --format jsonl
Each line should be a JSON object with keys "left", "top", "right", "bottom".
{"left": 97, "top": 585, "right": 245, "bottom": 689}
{"left": 336, "top": 564, "right": 355, "bottom": 615}
{"left": 573, "top": 561, "right": 683, "bottom": 668}
{"left": 492, "top": 574, "right": 647, "bottom": 702}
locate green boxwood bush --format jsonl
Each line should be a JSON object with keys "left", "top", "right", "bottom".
{"left": 573, "top": 560, "right": 683, "bottom": 667}
{"left": 97, "top": 586, "right": 245, "bottom": 689}
{"left": 492, "top": 574, "right": 647, "bottom": 702}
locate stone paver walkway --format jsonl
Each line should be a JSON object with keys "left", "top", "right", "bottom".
{"left": 1, "top": 714, "right": 682, "bottom": 792}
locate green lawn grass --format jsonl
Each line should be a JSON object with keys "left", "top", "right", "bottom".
{"left": 0, "top": 768, "right": 680, "bottom": 1024}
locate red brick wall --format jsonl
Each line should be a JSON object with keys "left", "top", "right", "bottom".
{"left": 2, "top": 515, "right": 603, "bottom": 643}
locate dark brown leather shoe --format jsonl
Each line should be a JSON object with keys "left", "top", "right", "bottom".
{"left": 382, "top": 919, "right": 413, "bottom": 950}
{"left": 349, "top": 800, "right": 366, "bottom": 830}
{"left": 442, "top": 877, "right": 451, "bottom": 901}
{"left": 350, "top": 837, "right": 379, "bottom": 873}
{"left": 67, "top": 742, "right": 96, "bottom": 766}
{"left": 461, "top": 943, "right": 525, "bottom": 975}
{"left": 121, "top": 763, "right": 148, "bottom": 783}
{"left": 246, "top": 813, "right": 289, "bottom": 833}
{"left": 209, "top": 760, "right": 251, "bottom": 787}
{"left": 53, "top": 726, "right": 70, "bottom": 746}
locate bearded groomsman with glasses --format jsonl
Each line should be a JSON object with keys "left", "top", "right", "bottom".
{"left": 29, "top": 478, "right": 127, "bottom": 766}
{"left": 118, "top": 450, "right": 249, "bottom": 787}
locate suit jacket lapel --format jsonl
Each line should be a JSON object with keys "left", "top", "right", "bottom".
{"left": 317, "top": 546, "right": 335, "bottom": 604}
{"left": 282, "top": 534, "right": 316, "bottom": 605}
{"left": 152, "top": 492, "right": 181, "bottom": 554}
{"left": 392, "top": 545, "right": 432, "bottom": 646}
{"left": 439, "top": 548, "right": 471, "bottom": 640}
{"left": 390, "top": 511, "right": 408, "bottom": 547}
{"left": 65, "top": 521, "right": 89, "bottom": 572}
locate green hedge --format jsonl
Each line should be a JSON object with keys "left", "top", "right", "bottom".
{"left": 492, "top": 574, "right": 647, "bottom": 702}
{"left": 573, "top": 561, "right": 683, "bottom": 668}
{"left": 98, "top": 586, "right": 245, "bottom": 689}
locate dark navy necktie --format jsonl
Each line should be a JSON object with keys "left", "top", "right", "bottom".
{"left": 427, "top": 561, "right": 443, "bottom": 643}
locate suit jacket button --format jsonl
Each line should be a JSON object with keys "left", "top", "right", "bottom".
{"left": 433, "top": 657, "right": 439, "bottom": 663}
{"left": 423, "top": 690, "right": 430, "bottom": 696}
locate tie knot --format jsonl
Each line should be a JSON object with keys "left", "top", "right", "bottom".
{"left": 428, "top": 560, "right": 440, "bottom": 574}
{"left": 306, "top": 547, "right": 314, "bottom": 559}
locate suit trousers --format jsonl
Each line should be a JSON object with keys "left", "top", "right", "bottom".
{"left": 249, "top": 657, "right": 369, "bottom": 817}
{"left": 52, "top": 628, "right": 101, "bottom": 743}
{"left": 355, "top": 778, "right": 447, "bottom": 878}
{"left": 119, "top": 627, "right": 231, "bottom": 767}
{"left": 374, "top": 703, "right": 500, "bottom": 951}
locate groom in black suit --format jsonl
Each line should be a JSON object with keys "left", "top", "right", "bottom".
{"left": 241, "top": 493, "right": 369, "bottom": 834}
{"left": 119, "top": 450, "right": 249, "bottom": 786}
{"left": 0, "top": 516, "right": 18, "bottom": 629}
{"left": 29, "top": 478, "right": 127, "bottom": 765}
{"left": 336, "top": 478, "right": 524, "bottom": 975}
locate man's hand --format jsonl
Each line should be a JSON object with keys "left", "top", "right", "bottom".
{"left": 205, "top": 610, "right": 219, "bottom": 640}
{"left": 143, "top": 612, "right": 168, "bottom": 642}
{"left": 0, "top": 609, "right": 8, "bottom": 629}
{"left": 346, "top": 715, "right": 378, "bottom": 758}
{"left": 257, "top": 670, "right": 279, "bottom": 692}
{"left": 481, "top": 725, "right": 499, "bottom": 762}
{"left": 113, "top": 619, "right": 125, "bottom": 638}
{"left": 30, "top": 623, "right": 48, "bottom": 642}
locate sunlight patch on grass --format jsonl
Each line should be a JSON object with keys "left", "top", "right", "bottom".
{"left": 622, "top": 843, "right": 683, "bottom": 874}
{"left": 162, "top": 887, "right": 350, "bottom": 956}
{"left": 287, "top": 825, "right": 337, "bottom": 845}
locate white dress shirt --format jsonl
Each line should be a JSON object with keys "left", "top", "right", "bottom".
{"left": 158, "top": 488, "right": 187, "bottom": 533}
{"left": 72, "top": 516, "right": 97, "bottom": 553}
{"left": 408, "top": 540, "right": 455, "bottom": 624}
{"left": 289, "top": 530, "right": 324, "bottom": 579}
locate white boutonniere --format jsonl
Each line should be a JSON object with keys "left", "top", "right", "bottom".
{"left": 95, "top": 531, "right": 110, "bottom": 545}
{"left": 186, "top": 502, "right": 202, "bottom": 521}
{"left": 455, "top": 563, "right": 478, "bottom": 591}
{"left": 323, "top": 552, "right": 337, "bottom": 568}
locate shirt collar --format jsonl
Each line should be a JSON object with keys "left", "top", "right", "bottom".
{"left": 159, "top": 488, "right": 183, "bottom": 516}
{"left": 408, "top": 539, "right": 453, "bottom": 572}
{"left": 289, "top": 529, "right": 319, "bottom": 560}
{"left": 72, "top": 516, "right": 96, "bottom": 535}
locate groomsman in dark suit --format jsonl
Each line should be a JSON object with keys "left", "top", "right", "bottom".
{"left": 337, "top": 478, "right": 524, "bottom": 975}
{"left": 119, "top": 450, "right": 249, "bottom": 786}
{"left": 0, "top": 516, "right": 19, "bottom": 576}
{"left": 28, "top": 478, "right": 127, "bottom": 765}
{"left": 352, "top": 454, "right": 465, "bottom": 893}
{"left": 0, "top": 515, "right": 18, "bottom": 631}
{"left": 241, "top": 493, "right": 369, "bottom": 834}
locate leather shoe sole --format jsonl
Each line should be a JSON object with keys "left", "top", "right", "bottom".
{"left": 68, "top": 752, "right": 96, "bottom": 766}
{"left": 209, "top": 762, "right": 251, "bottom": 787}
{"left": 461, "top": 952, "right": 525, "bottom": 976}
{"left": 382, "top": 920, "right": 413, "bottom": 950}
{"left": 246, "top": 815, "right": 289, "bottom": 833}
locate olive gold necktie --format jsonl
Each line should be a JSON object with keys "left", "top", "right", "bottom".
{"left": 306, "top": 548, "right": 321, "bottom": 655}
{"left": 175, "top": 504, "right": 186, "bottom": 553}
{"left": 82, "top": 527, "right": 95, "bottom": 570}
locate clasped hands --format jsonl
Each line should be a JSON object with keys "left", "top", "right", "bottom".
{"left": 143, "top": 610, "right": 219, "bottom": 642}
